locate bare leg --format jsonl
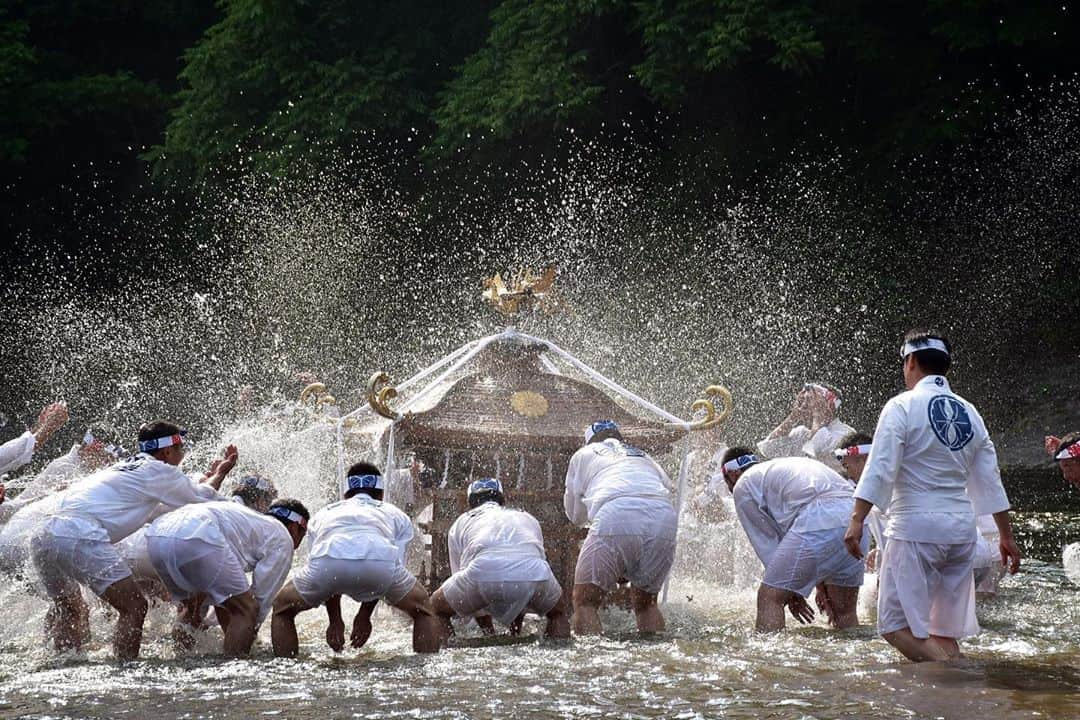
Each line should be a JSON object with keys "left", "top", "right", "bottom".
{"left": 219, "top": 591, "right": 259, "bottom": 656}
{"left": 271, "top": 581, "right": 314, "bottom": 658}
{"left": 930, "top": 634, "right": 961, "bottom": 659}
{"left": 544, "top": 594, "right": 571, "bottom": 639}
{"left": 572, "top": 583, "right": 605, "bottom": 635}
{"left": 824, "top": 585, "right": 861, "bottom": 629}
{"left": 630, "top": 587, "right": 665, "bottom": 634}
{"left": 391, "top": 582, "right": 440, "bottom": 654}
{"left": 100, "top": 576, "right": 150, "bottom": 660}
{"left": 49, "top": 584, "right": 91, "bottom": 652}
{"left": 755, "top": 584, "right": 790, "bottom": 632}
{"left": 428, "top": 587, "right": 456, "bottom": 644}
{"left": 882, "top": 628, "right": 954, "bottom": 662}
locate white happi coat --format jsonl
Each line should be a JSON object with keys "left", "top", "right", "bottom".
{"left": 307, "top": 494, "right": 413, "bottom": 564}
{"left": 0, "top": 431, "right": 36, "bottom": 476}
{"left": 44, "top": 453, "right": 222, "bottom": 544}
{"left": 757, "top": 418, "right": 855, "bottom": 474}
{"left": 0, "top": 446, "right": 91, "bottom": 524}
{"left": 563, "top": 438, "right": 675, "bottom": 529}
{"left": 732, "top": 457, "right": 854, "bottom": 568}
{"left": 853, "top": 375, "right": 1010, "bottom": 545}
{"left": 147, "top": 501, "right": 294, "bottom": 622}
{"left": 448, "top": 502, "right": 551, "bottom": 582}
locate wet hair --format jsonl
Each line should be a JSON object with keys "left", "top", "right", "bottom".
{"left": 721, "top": 446, "right": 756, "bottom": 466}
{"left": 1059, "top": 431, "right": 1080, "bottom": 458}
{"left": 345, "top": 461, "right": 383, "bottom": 500}
{"left": 468, "top": 489, "right": 505, "bottom": 508}
{"left": 589, "top": 428, "right": 623, "bottom": 444}
{"left": 267, "top": 498, "right": 310, "bottom": 527}
{"left": 137, "top": 420, "right": 182, "bottom": 457}
{"left": 231, "top": 474, "right": 278, "bottom": 510}
{"left": 903, "top": 329, "right": 952, "bottom": 375}
{"left": 838, "top": 431, "right": 873, "bottom": 449}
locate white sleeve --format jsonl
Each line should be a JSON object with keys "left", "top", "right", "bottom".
{"left": 0, "top": 431, "right": 37, "bottom": 476}
{"left": 146, "top": 465, "right": 223, "bottom": 509}
{"left": 757, "top": 426, "right": 811, "bottom": 459}
{"left": 448, "top": 517, "right": 464, "bottom": 574}
{"left": 964, "top": 410, "right": 1011, "bottom": 516}
{"left": 805, "top": 426, "right": 841, "bottom": 459}
{"left": 21, "top": 447, "right": 81, "bottom": 501}
{"left": 563, "top": 451, "right": 589, "bottom": 526}
{"left": 394, "top": 509, "right": 414, "bottom": 565}
{"left": 252, "top": 534, "right": 294, "bottom": 625}
{"left": 854, "top": 401, "right": 906, "bottom": 511}
{"left": 866, "top": 508, "right": 887, "bottom": 549}
{"left": 733, "top": 479, "right": 782, "bottom": 568}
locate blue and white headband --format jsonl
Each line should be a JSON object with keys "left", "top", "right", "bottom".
{"left": 268, "top": 506, "right": 307, "bottom": 527}
{"left": 238, "top": 475, "right": 274, "bottom": 493}
{"left": 468, "top": 478, "right": 503, "bottom": 497}
{"left": 900, "top": 338, "right": 950, "bottom": 359}
{"left": 138, "top": 430, "right": 187, "bottom": 453}
{"left": 585, "top": 419, "right": 619, "bottom": 444}
{"left": 722, "top": 454, "right": 760, "bottom": 476}
{"left": 347, "top": 474, "right": 384, "bottom": 492}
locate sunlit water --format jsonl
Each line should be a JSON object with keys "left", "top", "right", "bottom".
{"left": 1, "top": 84, "right": 1078, "bottom": 720}
{"left": 2, "top": 464, "right": 1078, "bottom": 720}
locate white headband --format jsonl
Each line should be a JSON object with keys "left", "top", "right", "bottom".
{"left": 833, "top": 444, "right": 872, "bottom": 459}
{"left": 900, "top": 338, "right": 950, "bottom": 358}
{"left": 1057, "top": 443, "right": 1080, "bottom": 461}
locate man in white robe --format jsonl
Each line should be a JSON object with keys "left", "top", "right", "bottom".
{"left": 722, "top": 449, "right": 867, "bottom": 631}
{"left": 0, "top": 401, "right": 69, "bottom": 480}
{"left": 0, "top": 428, "right": 122, "bottom": 524}
{"left": 564, "top": 420, "right": 678, "bottom": 635}
{"left": 27, "top": 420, "right": 234, "bottom": 658}
{"left": 271, "top": 462, "right": 440, "bottom": 656}
{"left": 146, "top": 498, "right": 306, "bottom": 655}
{"left": 835, "top": 433, "right": 1004, "bottom": 597}
{"left": 758, "top": 383, "right": 854, "bottom": 474}
{"left": 431, "top": 478, "right": 569, "bottom": 639}
{"left": 844, "top": 331, "right": 1021, "bottom": 662}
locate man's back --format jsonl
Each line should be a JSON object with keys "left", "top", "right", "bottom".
{"left": 448, "top": 502, "right": 548, "bottom": 580}
{"left": 564, "top": 439, "right": 672, "bottom": 525}
{"left": 149, "top": 500, "right": 288, "bottom": 571}
{"left": 308, "top": 495, "right": 412, "bottom": 563}
{"left": 52, "top": 453, "right": 217, "bottom": 543}
{"left": 854, "top": 375, "right": 1009, "bottom": 543}
{"left": 734, "top": 457, "right": 853, "bottom": 538}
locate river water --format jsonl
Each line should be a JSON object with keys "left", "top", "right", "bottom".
{"left": 1, "top": 498, "right": 1078, "bottom": 719}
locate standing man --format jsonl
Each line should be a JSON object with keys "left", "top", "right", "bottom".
{"left": 430, "top": 478, "right": 569, "bottom": 639}
{"left": 722, "top": 448, "right": 867, "bottom": 631}
{"left": 564, "top": 420, "right": 678, "bottom": 636}
{"left": 844, "top": 330, "right": 1022, "bottom": 662}
{"left": 271, "top": 462, "right": 440, "bottom": 656}
{"left": 759, "top": 384, "right": 854, "bottom": 474}
{"left": 27, "top": 420, "right": 234, "bottom": 658}
{"left": 146, "top": 498, "right": 307, "bottom": 655}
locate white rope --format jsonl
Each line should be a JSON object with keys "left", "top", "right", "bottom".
{"left": 512, "top": 330, "right": 690, "bottom": 428}
{"left": 337, "top": 337, "right": 485, "bottom": 423}
{"left": 661, "top": 442, "right": 691, "bottom": 605}
{"left": 396, "top": 334, "right": 498, "bottom": 415}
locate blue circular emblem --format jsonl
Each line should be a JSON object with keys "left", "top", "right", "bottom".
{"left": 934, "top": 377, "right": 944, "bottom": 386}
{"left": 927, "top": 396, "right": 974, "bottom": 451}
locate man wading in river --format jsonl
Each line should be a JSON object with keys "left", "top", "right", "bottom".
{"left": 563, "top": 420, "right": 678, "bottom": 635}
{"left": 722, "top": 449, "right": 867, "bottom": 631}
{"left": 844, "top": 330, "right": 1022, "bottom": 662}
